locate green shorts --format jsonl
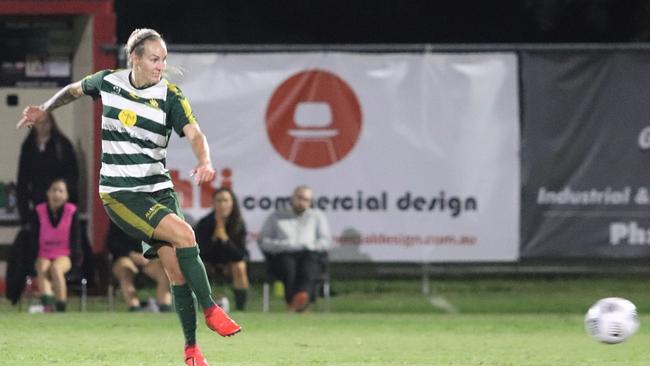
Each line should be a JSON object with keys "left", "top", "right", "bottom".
{"left": 100, "top": 188, "right": 184, "bottom": 257}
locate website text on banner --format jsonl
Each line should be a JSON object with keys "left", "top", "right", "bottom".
{"left": 165, "top": 52, "right": 520, "bottom": 263}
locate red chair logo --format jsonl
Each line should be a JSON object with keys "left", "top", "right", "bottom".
{"left": 265, "top": 69, "right": 362, "bottom": 168}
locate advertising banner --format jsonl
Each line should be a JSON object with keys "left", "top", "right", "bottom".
{"left": 521, "top": 51, "right": 650, "bottom": 258}
{"left": 166, "top": 52, "right": 520, "bottom": 262}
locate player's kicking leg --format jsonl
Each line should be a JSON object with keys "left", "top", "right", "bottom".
{"left": 154, "top": 213, "right": 241, "bottom": 336}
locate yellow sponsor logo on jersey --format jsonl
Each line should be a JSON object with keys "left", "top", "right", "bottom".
{"left": 145, "top": 203, "right": 166, "bottom": 220}
{"left": 118, "top": 109, "right": 137, "bottom": 127}
{"left": 148, "top": 99, "right": 159, "bottom": 108}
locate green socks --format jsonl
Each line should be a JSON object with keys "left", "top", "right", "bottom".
{"left": 172, "top": 284, "right": 196, "bottom": 346}
{"left": 173, "top": 246, "right": 217, "bottom": 346}
{"left": 176, "top": 246, "right": 216, "bottom": 310}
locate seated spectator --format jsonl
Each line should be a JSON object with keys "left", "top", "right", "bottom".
{"left": 33, "top": 178, "right": 81, "bottom": 312}
{"left": 195, "top": 187, "right": 249, "bottom": 311}
{"left": 258, "top": 185, "right": 332, "bottom": 312}
{"left": 106, "top": 221, "right": 172, "bottom": 312}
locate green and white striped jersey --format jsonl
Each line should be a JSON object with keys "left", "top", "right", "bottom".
{"left": 82, "top": 69, "right": 197, "bottom": 193}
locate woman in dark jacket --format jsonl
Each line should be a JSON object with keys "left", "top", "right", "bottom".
{"left": 195, "top": 187, "right": 249, "bottom": 310}
{"left": 17, "top": 112, "right": 78, "bottom": 226}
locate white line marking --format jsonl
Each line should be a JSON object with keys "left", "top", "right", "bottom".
{"left": 429, "top": 295, "right": 459, "bottom": 313}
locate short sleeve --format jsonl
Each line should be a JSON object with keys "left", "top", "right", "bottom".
{"left": 81, "top": 70, "right": 113, "bottom": 100}
{"left": 166, "top": 82, "right": 198, "bottom": 137}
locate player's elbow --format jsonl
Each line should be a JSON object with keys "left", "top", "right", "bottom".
{"left": 69, "top": 81, "right": 85, "bottom": 98}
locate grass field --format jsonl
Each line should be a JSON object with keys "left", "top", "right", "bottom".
{"left": 1, "top": 276, "right": 649, "bottom": 365}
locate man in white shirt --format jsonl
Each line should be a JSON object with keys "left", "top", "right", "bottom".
{"left": 258, "top": 185, "right": 332, "bottom": 312}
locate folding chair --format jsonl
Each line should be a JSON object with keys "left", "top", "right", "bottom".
{"left": 261, "top": 255, "right": 279, "bottom": 313}
{"left": 106, "top": 252, "right": 117, "bottom": 310}
{"left": 65, "top": 270, "right": 88, "bottom": 312}
{"left": 314, "top": 252, "right": 331, "bottom": 312}
{"left": 22, "top": 273, "right": 87, "bottom": 312}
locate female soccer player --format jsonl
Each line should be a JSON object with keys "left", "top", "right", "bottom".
{"left": 17, "top": 28, "right": 240, "bottom": 366}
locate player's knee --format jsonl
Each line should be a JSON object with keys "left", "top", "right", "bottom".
{"left": 174, "top": 224, "right": 196, "bottom": 248}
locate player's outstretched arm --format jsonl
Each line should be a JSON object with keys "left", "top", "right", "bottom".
{"left": 16, "top": 81, "right": 85, "bottom": 129}
{"left": 183, "top": 123, "right": 216, "bottom": 186}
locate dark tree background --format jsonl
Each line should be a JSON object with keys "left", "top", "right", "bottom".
{"left": 114, "top": 0, "right": 650, "bottom": 44}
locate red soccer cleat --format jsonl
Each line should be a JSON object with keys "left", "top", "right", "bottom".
{"left": 184, "top": 344, "right": 209, "bottom": 366}
{"left": 204, "top": 304, "right": 241, "bottom": 337}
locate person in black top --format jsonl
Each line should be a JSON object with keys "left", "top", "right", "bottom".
{"left": 195, "top": 187, "right": 249, "bottom": 310}
{"left": 17, "top": 112, "right": 78, "bottom": 226}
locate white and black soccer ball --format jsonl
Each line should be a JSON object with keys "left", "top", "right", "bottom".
{"left": 584, "top": 297, "right": 640, "bottom": 344}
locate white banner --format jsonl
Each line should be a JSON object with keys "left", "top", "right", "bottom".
{"left": 166, "top": 52, "right": 520, "bottom": 262}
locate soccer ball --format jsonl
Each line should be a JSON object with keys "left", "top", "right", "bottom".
{"left": 584, "top": 297, "right": 640, "bottom": 344}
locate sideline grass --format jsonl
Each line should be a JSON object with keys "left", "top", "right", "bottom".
{"left": 0, "top": 276, "right": 648, "bottom": 365}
